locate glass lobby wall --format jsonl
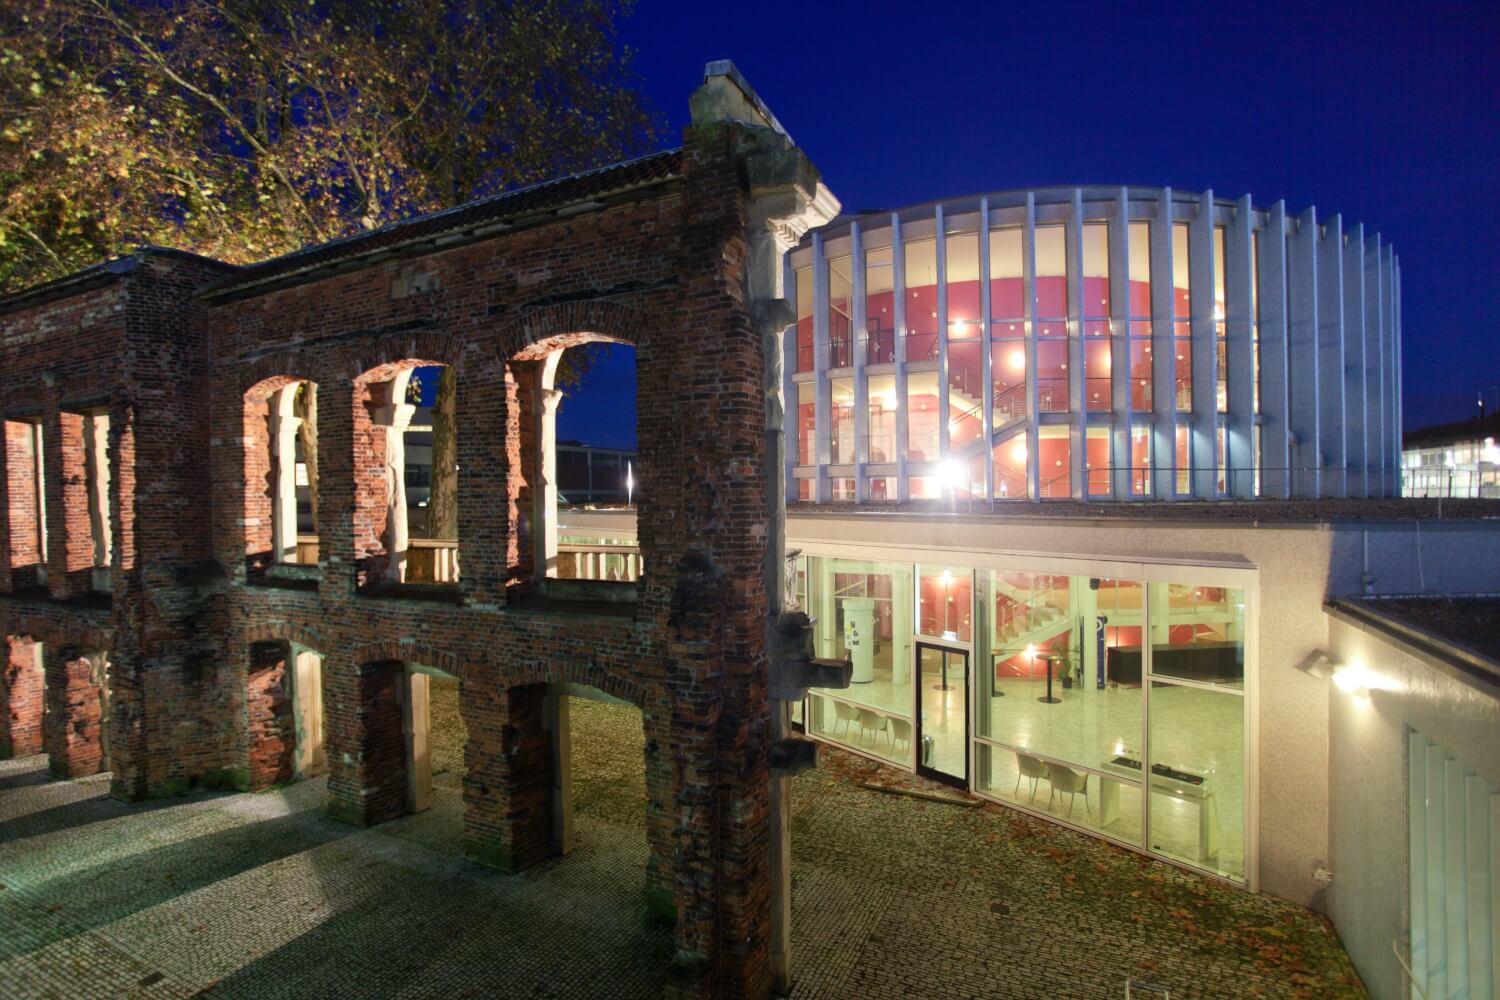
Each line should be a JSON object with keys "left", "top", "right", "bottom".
{"left": 794, "top": 548, "right": 1251, "bottom": 883}
{"left": 976, "top": 573, "right": 1145, "bottom": 846}
{"left": 803, "top": 556, "right": 915, "bottom": 766}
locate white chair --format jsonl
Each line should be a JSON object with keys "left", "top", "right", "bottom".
{"left": 857, "top": 708, "right": 889, "bottom": 747}
{"left": 831, "top": 700, "right": 860, "bottom": 737}
{"left": 1015, "top": 752, "right": 1049, "bottom": 802}
{"left": 1047, "top": 762, "right": 1091, "bottom": 817}
{"left": 889, "top": 717, "right": 912, "bottom": 756}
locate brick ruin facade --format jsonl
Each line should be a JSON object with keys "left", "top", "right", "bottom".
{"left": 0, "top": 66, "right": 837, "bottom": 999}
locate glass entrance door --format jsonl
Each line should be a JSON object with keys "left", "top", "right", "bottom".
{"left": 916, "top": 642, "right": 968, "bottom": 787}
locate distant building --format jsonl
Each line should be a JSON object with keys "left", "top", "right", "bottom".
{"left": 1403, "top": 412, "right": 1500, "bottom": 498}
{"left": 556, "top": 441, "right": 636, "bottom": 505}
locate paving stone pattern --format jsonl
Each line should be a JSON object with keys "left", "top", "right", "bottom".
{"left": 1, "top": 698, "right": 1365, "bottom": 999}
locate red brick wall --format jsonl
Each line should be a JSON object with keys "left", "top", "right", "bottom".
{"left": 44, "top": 647, "right": 105, "bottom": 778}
{"left": 48, "top": 409, "right": 95, "bottom": 598}
{"left": 1, "top": 635, "right": 44, "bottom": 757}
{"left": 247, "top": 641, "right": 295, "bottom": 788}
{"left": 3, "top": 420, "right": 41, "bottom": 585}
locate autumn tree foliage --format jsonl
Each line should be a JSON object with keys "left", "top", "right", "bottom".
{"left": 0, "top": 0, "right": 658, "bottom": 291}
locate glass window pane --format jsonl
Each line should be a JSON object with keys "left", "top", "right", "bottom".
{"left": 1035, "top": 225, "right": 1067, "bottom": 318}
{"left": 1148, "top": 679, "right": 1245, "bottom": 881}
{"left": 1128, "top": 222, "right": 1152, "bottom": 317}
{"left": 1086, "top": 426, "right": 1110, "bottom": 495}
{"left": 830, "top": 377, "right": 854, "bottom": 465}
{"left": 867, "top": 374, "right": 897, "bottom": 463}
{"left": 904, "top": 237, "right": 938, "bottom": 361}
{"left": 1131, "top": 426, "right": 1152, "bottom": 496}
{"left": 992, "top": 341, "right": 1028, "bottom": 427}
{"left": 805, "top": 556, "right": 915, "bottom": 767}
{"left": 865, "top": 245, "right": 895, "bottom": 365}
{"left": 946, "top": 231, "right": 980, "bottom": 333}
{"left": 993, "top": 435, "right": 1028, "bottom": 500}
{"left": 949, "top": 341, "right": 984, "bottom": 449}
{"left": 907, "top": 371, "right": 940, "bottom": 462}
{"left": 795, "top": 266, "right": 814, "bottom": 372}
{"left": 1172, "top": 222, "right": 1190, "bottom": 320}
{"left": 1082, "top": 223, "right": 1109, "bottom": 317}
{"left": 1129, "top": 332, "right": 1153, "bottom": 411}
{"left": 977, "top": 574, "right": 1145, "bottom": 845}
{"left": 1085, "top": 340, "right": 1111, "bottom": 412}
{"left": 1175, "top": 425, "right": 1191, "bottom": 494}
{"left": 796, "top": 382, "right": 815, "bottom": 466}
{"left": 909, "top": 475, "right": 941, "bottom": 500}
{"left": 1174, "top": 337, "right": 1192, "bottom": 412}
{"left": 1039, "top": 425, "right": 1070, "bottom": 498}
{"left": 989, "top": 227, "right": 1024, "bottom": 318}
{"left": 1036, "top": 341, "right": 1069, "bottom": 412}
{"left": 829, "top": 255, "right": 853, "bottom": 368}
{"left": 1147, "top": 582, "right": 1245, "bottom": 688}
{"left": 918, "top": 565, "right": 971, "bottom": 642}
{"left": 868, "top": 476, "right": 895, "bottom": 501}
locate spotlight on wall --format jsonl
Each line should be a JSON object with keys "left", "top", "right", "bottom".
{"left": 1293, "top": 649, "right": 1335, "bottom": 679}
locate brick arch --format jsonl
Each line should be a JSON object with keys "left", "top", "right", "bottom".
{"left": 241, "top": 359, "right": 317, "bottom": 402}
{"left": 345, "top": 330, "right": 466, "bottom": 385}
{"left": 241, "top": 621, "right": 326, "bottom": 653}
{"left": 351, "top": 639, "right": 462, "bottom": 678}
{"left": 466, "top": 657, "right": 648, "bottom": 710}
{"left": 493, "top": 300, "right": 652, "bottom": 363}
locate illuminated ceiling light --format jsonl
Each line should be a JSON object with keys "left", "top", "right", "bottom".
{"left": 1008, "top": 350, "right": 1024, "bottom": 371}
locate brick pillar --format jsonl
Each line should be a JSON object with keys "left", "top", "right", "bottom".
{"left": 456, "top": 350, "right": 512, "bottom": 606}
{"left": 247, "top": 642, "right": 294, "bottom": 790}
{"left": 44, "top": 646, "right": 106, "bottom": 778}
{"left": 47, "top": 410, "right": 95, "bottom": 600}
{"left": 326, "top": 658, "right": 407, "bottom": 827}
{"left": 461, "top": 680, "right": 556, "bottom": 872}
{"left": 1, "top": 636, "right": 44, "bottom": 758}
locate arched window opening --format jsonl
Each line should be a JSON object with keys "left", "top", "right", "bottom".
{"left": 355, "top": 363, "right": 457, "bottom": 589}
{"left": 398, "top": 365, "right": 458, "bottom": 583}
{"left": 244, "top": 378, "right": 319, "bottom": 577}
{"left": 552, "top": 342, "right": 638, "bottom": 583}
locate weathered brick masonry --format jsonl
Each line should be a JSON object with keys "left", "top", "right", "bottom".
{"left": 0, "top": 67, "right": 832, "bottom": 998}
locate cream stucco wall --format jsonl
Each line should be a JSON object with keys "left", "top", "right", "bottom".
{"left": 1326, "top": 612, "right": 1500, "bottom": 1000}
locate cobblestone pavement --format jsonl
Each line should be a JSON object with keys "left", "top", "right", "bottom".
{"left": 1, "top": 693, "right": 1364, "bottom": 1000}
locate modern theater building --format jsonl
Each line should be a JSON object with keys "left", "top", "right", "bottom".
{"left": 2, "top": 63, "right": 1497, "bottom": 1000}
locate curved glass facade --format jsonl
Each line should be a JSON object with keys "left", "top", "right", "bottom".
{"left": 786, "top": 187, "right": 1402, "bottom": 503}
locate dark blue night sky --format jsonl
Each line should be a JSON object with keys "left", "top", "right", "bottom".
{"left": 556, "top": 0, "right": 1499, "bottom": 451}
